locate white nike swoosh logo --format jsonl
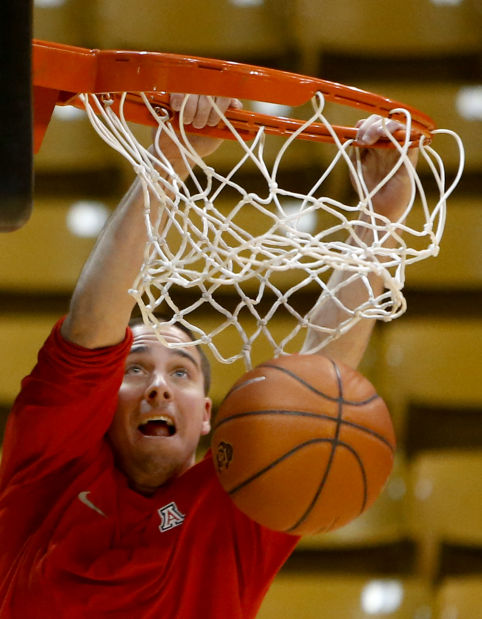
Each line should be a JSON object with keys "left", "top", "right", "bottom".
{"left": 78, "top": 491, "right": 107, "bottom": 518}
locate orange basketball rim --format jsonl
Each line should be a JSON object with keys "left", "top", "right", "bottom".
{"left": 32, "top": 39, "right": 435, "bottom": 154}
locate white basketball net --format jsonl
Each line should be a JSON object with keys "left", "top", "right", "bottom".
{"left": 79, "top": 92, "right": 464, "bottom": 368}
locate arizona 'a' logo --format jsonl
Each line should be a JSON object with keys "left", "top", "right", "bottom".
{"left": 158, "top": 502, "right": 185, "bottom": 532}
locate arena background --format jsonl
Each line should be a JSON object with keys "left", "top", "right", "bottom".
{"left": 0, "top": 1, "right": 481, "bottom": 616}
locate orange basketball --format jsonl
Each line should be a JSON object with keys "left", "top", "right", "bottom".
{"left": 211, "top": 354, "right": 395, "bottom": 536}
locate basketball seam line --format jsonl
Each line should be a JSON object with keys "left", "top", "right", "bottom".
{"left": 256, "top": 362, "right": 380, "bottom": 406}
{"left": 288, "top": 441, "right": 368, "bottom": 533}
{"left": 227, "top": 438, "right": 368, "bottom": 528}
{"left": 213, "top": 410, "right": 395, "bottom": 452}
{"left": 286, "top": 361, "right": 352, "bottom": 532}
{"left": 227, "top": 437, "right": 341, "bottom": 495}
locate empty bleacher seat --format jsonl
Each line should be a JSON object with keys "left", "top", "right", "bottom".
{"left": 404, "top": 195, "right": 482, "bottom": 291}
{"left": 406, "top": 449, "right": 482, "bottom": 581}
{"left": 257, "top": 574, "right": 433, "bottom": 619}
{"left": 435, "top": 576, "right": 482, "bottom": 619}
{"left": 34, "top": 0, "right": 94, "bottom": 47}
{"left": 0, "top": 314, "right": 60, "bottom": 404}
{"left": 378, "top": 318, "right": 482, "bottom": 424}
{"left": 0, "top": 196, "right": 114, "bottom": 293}
{"left": 292, "top": 0, "right": 482, "bottom": 75}
{"left": 93, "top": 0, "right": 291, "bottom": 63}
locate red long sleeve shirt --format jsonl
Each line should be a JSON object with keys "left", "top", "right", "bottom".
{"left": 0, "top": 320, "right": 298, "bottom": 618}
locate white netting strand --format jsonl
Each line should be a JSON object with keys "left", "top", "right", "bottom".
{"left": 79, "top": 92, "right": 464, "bottom": 368}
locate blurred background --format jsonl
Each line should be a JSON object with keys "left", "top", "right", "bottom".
{"left": 1, "top": 0, "right": 481, "bottom": 616}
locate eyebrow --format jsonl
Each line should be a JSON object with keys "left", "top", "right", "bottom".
{"left": 128, "top": 344, "right": 200, "bottom": 370}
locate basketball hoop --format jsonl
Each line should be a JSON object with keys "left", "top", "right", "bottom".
{"left": 32, "top": 40, "right": 464, "bottom": 368}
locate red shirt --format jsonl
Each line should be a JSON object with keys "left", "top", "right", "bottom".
{"left": 0, "top": 320, "right": 298, "bottom": 618}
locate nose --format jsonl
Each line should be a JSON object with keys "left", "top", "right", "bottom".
{"left": 144, "top": 372, "right": 172, "bottom": 404}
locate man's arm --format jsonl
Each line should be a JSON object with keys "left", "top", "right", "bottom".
{"left": 302, "top": 115, "right": 419, "bottom": 368}
{"left": 61, "top": 95, "right": 240, "bottom": 349}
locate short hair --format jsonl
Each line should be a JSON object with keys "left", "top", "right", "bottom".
{"left": 128, "top": 316, "right": 211, "bottom": 395}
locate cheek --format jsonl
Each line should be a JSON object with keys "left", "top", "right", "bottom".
{"left": 109, "top": 395, "right": 137, "bottom": 449}
{"left": 117, "top": 382, "right": 142, "bottom": 407}
{"left": 112, "top": 385, "right": 140, "bottom": 430}
{"left": 182, "top": 394, "right": 210, "bottom": 428}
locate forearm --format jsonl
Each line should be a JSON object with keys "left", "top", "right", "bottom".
{"left": 303, "top": 280, "right": 383, "bottom": 369}
{"left": 61, "top": 179, "right": 149, "bottom": 349}
{"left": 302, "top": 222, "right": 386, "bottom": 369}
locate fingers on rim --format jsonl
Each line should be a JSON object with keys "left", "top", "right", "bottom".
{"left": 356, "top": 115, "right": 406, "bottom": 145}
{"left": 206, "top": 96, "right": 230, "bottom": 127}
{"left": 170, "top": 94, "right": 242, "bottom": 127}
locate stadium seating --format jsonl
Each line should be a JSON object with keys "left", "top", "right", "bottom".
{"left": 34, "top": 0, "right": 93, "bottom": 47}
{"left": 257, "top": 573, "right": 433, "bottom": 618}
{"left": 377, "top": 318, "right": 482, "bottom": 428}
{"left": 0, "top": 197, "right": 113, "bottom": 293}
{"left": 406, "top": 449, "right": 482, "bottom": 581}
{"left": 292, "top": 0, "right": 482, "bottom": 75}
{"left": 435, "top": 576, "right": 482, "bottom": 619}
{"left": 93, "top": 0, "right": 292, "bottom": 64}
{"left": 0, "top": 314, "right": 60, "bottom": 403}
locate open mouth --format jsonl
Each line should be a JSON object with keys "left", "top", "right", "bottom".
{"left": 138, "top": 416, "right": 176, "bottom": 438}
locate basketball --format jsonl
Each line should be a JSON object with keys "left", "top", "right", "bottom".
{"left": 211, "top": 354, "right": 395, "bottom": 536}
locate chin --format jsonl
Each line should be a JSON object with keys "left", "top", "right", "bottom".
{"left": 129, "top": 451, "right": 196, "bottom": 493}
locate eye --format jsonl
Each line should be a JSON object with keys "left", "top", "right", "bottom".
{"left": 125, "top": 364, "right": 145, "bottom": 376}
{"left": 172, "top": 367, "right": 189, "bottom": 379}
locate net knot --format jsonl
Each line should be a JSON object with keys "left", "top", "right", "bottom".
{"left": 153, "top": 106, "right": 170, "bottom": 122}
{"left": 100, "top": 94, "right": 114, "bottom": 107}
{"left": 133, "top": 164, "right": 146, "bottom": 176}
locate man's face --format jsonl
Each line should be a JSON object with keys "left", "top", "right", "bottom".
{"left": 108, "top": 324, "right": 212, "bottom": 495}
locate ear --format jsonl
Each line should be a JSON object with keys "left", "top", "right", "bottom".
{"left": 200, "top": 397, "right": 212, "bottom": 436}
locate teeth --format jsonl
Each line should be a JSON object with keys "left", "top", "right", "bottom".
{"left": 145, "top": 415, "right": 174, "bottom": 427}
